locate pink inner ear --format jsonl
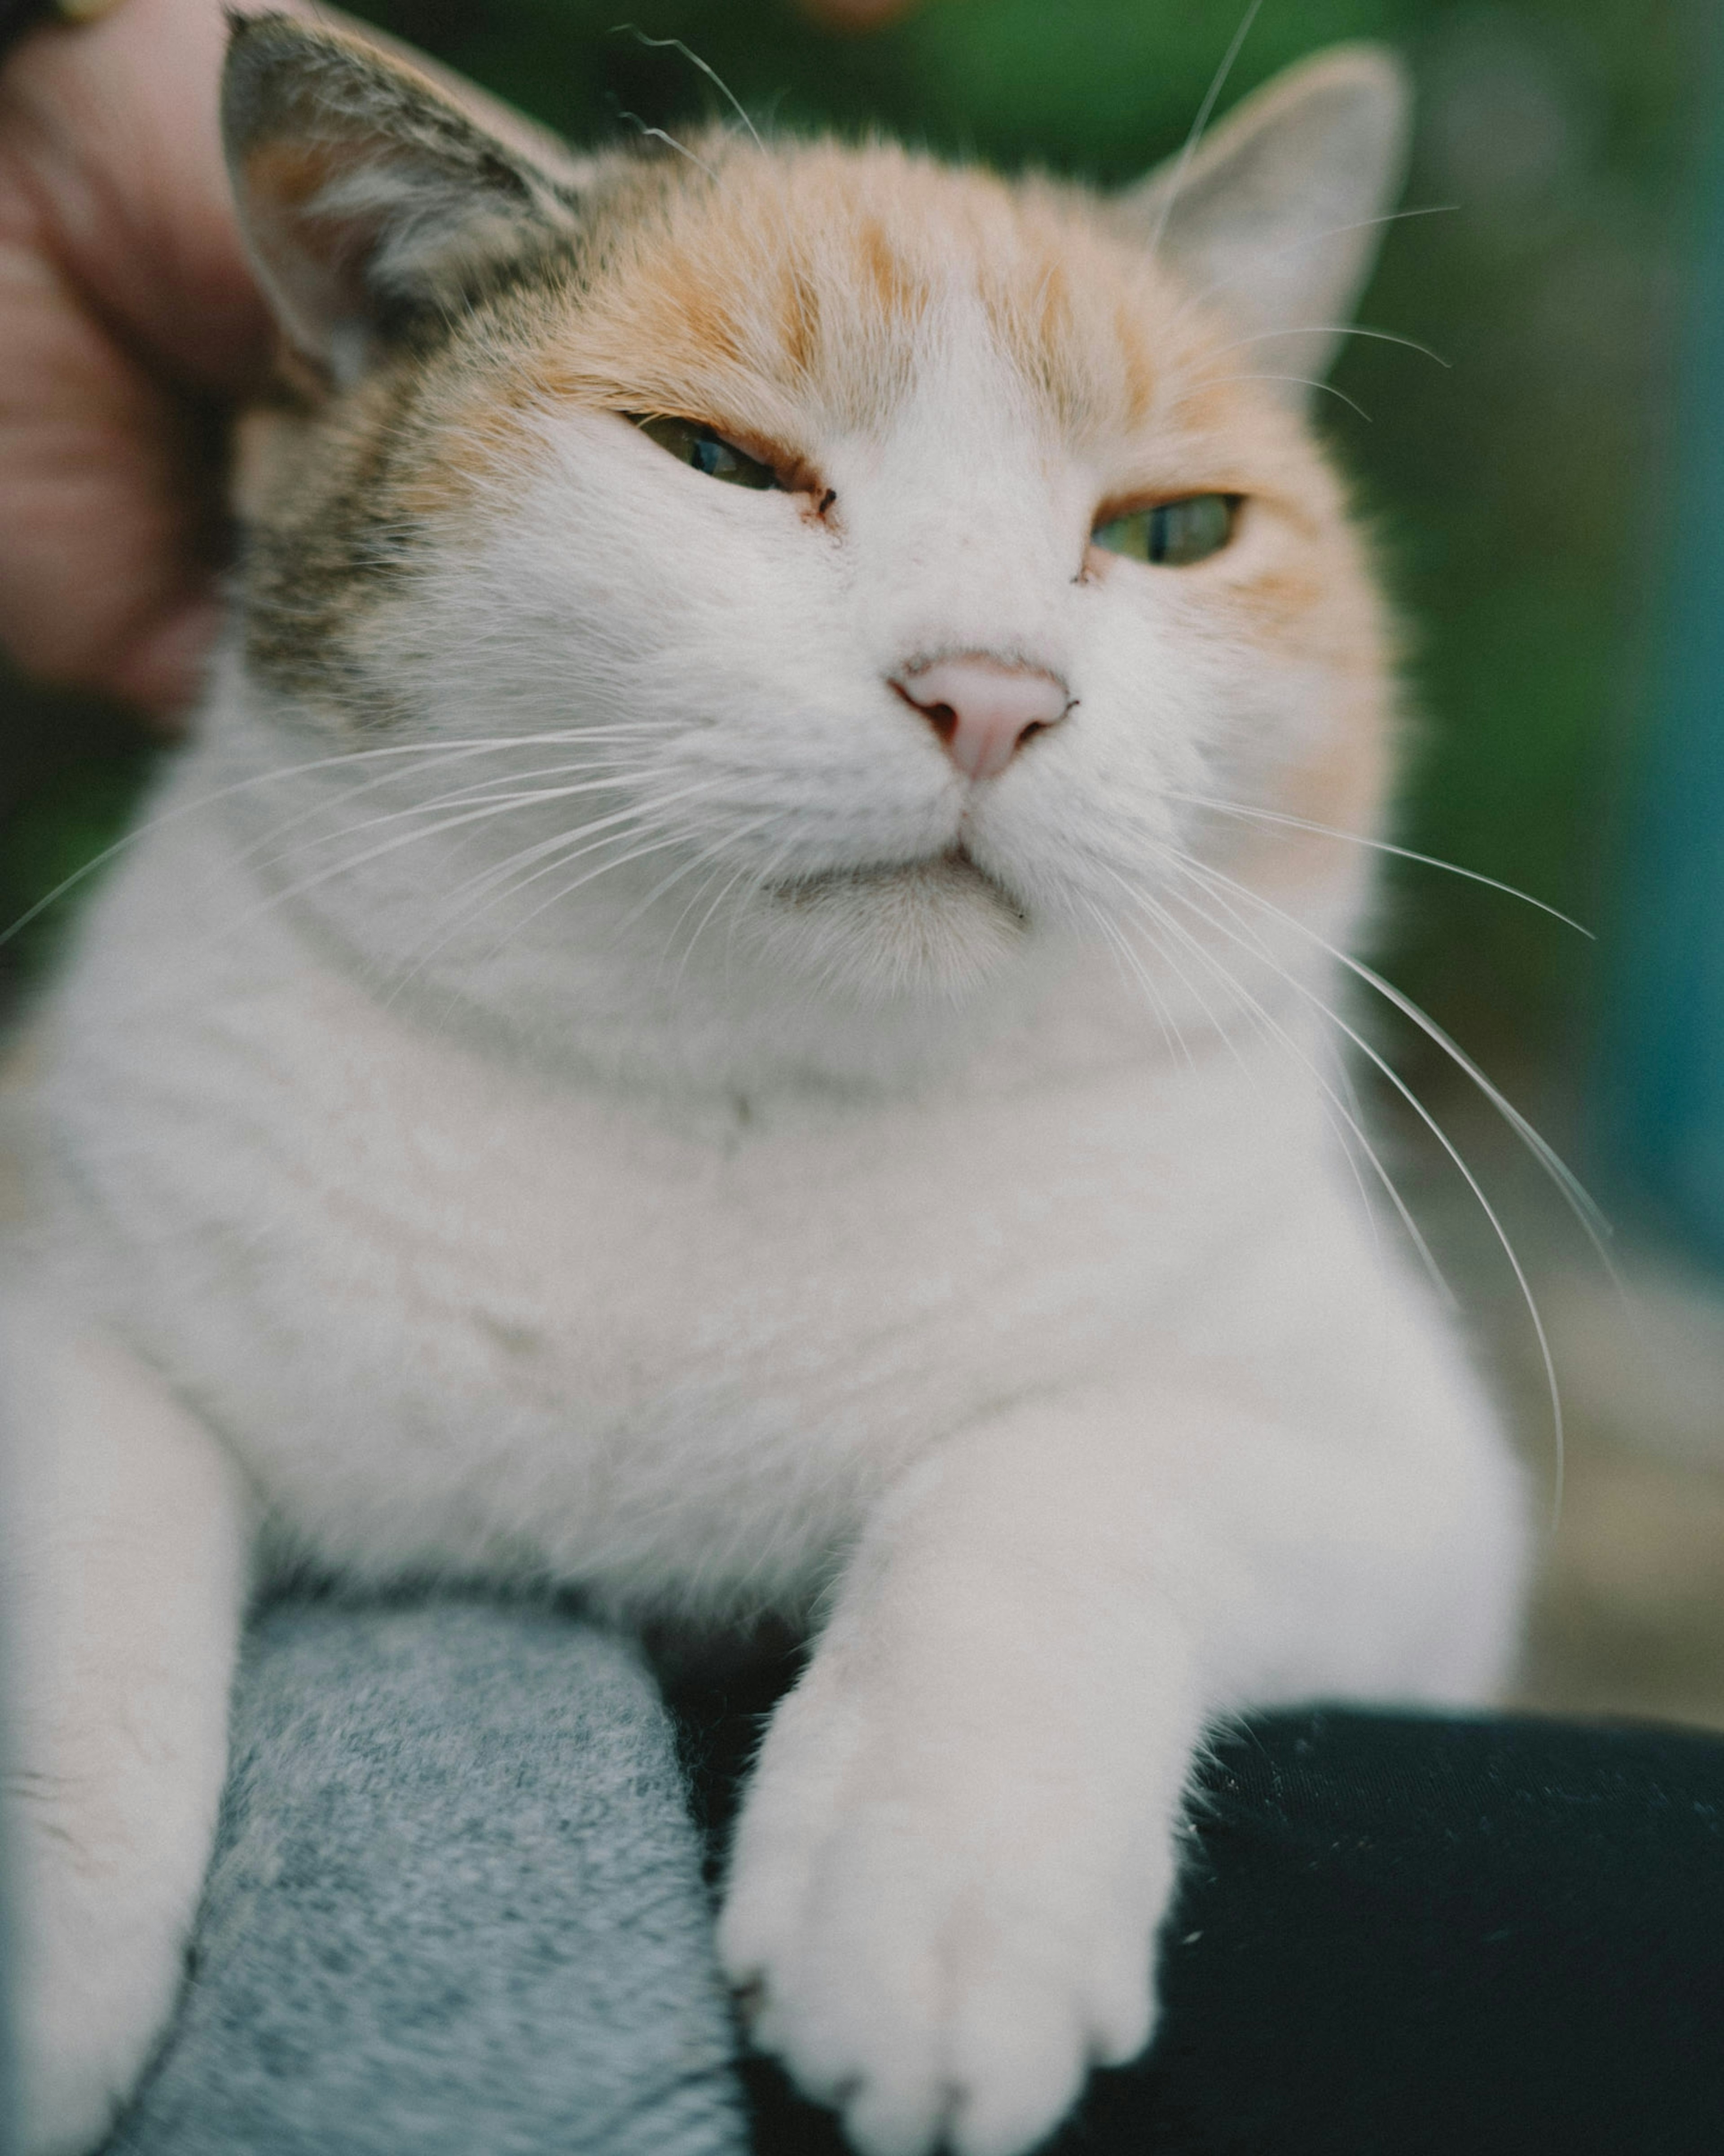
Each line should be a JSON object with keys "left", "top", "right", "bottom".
{"left": 239, "top": 134, "right": 402, "bottom": 375}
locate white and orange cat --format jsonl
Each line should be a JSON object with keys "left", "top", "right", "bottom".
{"left": 1, "top": 17, "right": 1526, "bottom": 2156}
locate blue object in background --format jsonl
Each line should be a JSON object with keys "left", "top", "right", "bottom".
{"left": 1602, "top": 99, "right": 1724, "bottom": 1272}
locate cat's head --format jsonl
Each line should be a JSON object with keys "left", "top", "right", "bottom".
{"left": 217, "top": 16, "right": 1408, "bottom": 1085}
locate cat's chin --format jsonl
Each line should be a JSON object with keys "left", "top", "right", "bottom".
{"left": 751, "top": 851, "right": 1030, "bottom": 1005}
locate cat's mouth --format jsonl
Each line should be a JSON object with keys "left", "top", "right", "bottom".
{"left": 769, "top": 846, "right": 1026, "bottom": 921}
{"left": 755, "top": 847, "right": 1029, "bottom": 1000}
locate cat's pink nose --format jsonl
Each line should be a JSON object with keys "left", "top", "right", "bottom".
{"left": 892, "top": 656, "right": 1073, "bottom": 781}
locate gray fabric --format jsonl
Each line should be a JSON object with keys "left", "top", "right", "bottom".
{"left": 106, "top": 1600, "right": 748, "bottom": 2156}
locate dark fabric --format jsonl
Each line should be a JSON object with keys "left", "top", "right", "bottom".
{"left": 676, "top": 1688, "right": 1724, "bottom": 2156}
{"left": 48, "top": 1602, "right": 1724, "bottom": 2156}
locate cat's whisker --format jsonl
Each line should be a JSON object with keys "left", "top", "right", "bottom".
{"left": 1157, "top": 789, "right": 1592, "bottom": 934}
{"left": 667, "top": 852, "right": 773, "bottom": 991}
{"left": 0, "top": 725, "right": 678, "bottom": 952}
{"left": 246, "top": 763, "right": 668, "bottom": 877}
{"left": 223, "top": 778, "right": 681, "bottom": 946}
{"left": 1075, "top": 895, "right": 1191, "bottom": 1071}
{"left": 370, "top": 824, "right": 654, "bottom": 1009}
{"left": 1094, "top": 869, "right": 1439, "bottom": 1295}
{"left": 374, "top": 776, "right": 743, "bottom": 994}
{"left": 1171, "top": 848, "right": 1613, "bottom": 1261}
{"left": 372, "top": 784, "right": 743, "bottom": 1011}
{"left": 246, "top": 763, "right": 709, "bottom": 908}
{"left": 1086, "top": 879, "right": 1254, "bottom": 1079}
{"left": 1116, "top": 866, "right": 1451, "bottom": 1299}
{"left": 474, "top": 818, "right": 731, "bottom": 972}
{"left": 1155, "top": 856, "right": 1567, "bottom": 1513}
{"left": 0, "top": 727, "right": 622, "bottom": 950}
{"left": 608, "top": 820, "right": 772, "bottom": 945}
{"left": 373, "top": 813, "right": 665, "bottom": 1010}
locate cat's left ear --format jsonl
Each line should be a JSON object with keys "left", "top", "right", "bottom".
{"left": 222, "top": 14, "right": 584, "bottom": 388}
{"left": 1117, "top": 45, "right": 1412, "bottom": 399}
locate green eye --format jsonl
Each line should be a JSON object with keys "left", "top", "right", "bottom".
{"left": 1093, "top": 493, "right": 1241, "bottom": 567}
{"left": 632, "top": 414, "right": 778, "bottom": 491}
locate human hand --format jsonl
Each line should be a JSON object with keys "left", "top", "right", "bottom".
{"left": 0, "top": 0, "right": 274, "bottom": 719}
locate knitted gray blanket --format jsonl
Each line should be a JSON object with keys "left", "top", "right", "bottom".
{"left": 100, "top": 1601, "right": 748, "bottom": 2156}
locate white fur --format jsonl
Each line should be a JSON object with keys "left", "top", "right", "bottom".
{"left": 2, "top": 49, "right": 1527, "bottom": 2156}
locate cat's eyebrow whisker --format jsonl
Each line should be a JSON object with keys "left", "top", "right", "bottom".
{"left": 614, "top": 112, "right": 720, "bottom": 184}
{"left": 1197, "top": 324, "right": 1452, "bottom": 370}
{"left": 1159, "top": 203, "right": 1459, "bottom": 345}
{"left": 1183, "top": 374, "right": 1373, "bottom": 421}
{"left": 610, "top": 22, "right": 802, "bottom": 272}
{"left": 1154, "top": 856, "right": 1566, "bottom": 1518}
{"left": 1146, "top": 0, "right": 1267, "bottom": 268}
{"left": 1160, "top": 789, "right": 1592, "bottom": 935}
{"left": 615, "top": 26, "right": 766, "bottom": 155}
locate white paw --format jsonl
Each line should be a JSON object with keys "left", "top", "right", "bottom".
{"left": 717, "top": 1677, "right": 1166, "bottom": 2156}
{"left": 11, "top": 1806, "right": 195, "bottom": 2156}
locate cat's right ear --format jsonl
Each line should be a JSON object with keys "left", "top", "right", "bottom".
{"left": 1117, "top": 45, "right": 1412, "bottom": 398}
{"left": 222, "top": 15, "right": 582, "bottom": 388}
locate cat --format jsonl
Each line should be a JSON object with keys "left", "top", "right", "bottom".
{"left": 0, "top": 16, "right": 1527, "bottom": 2156}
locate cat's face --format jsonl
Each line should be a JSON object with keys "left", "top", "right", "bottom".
{"left": 220, "top": 22, "right": 1407, "bottom": 1074}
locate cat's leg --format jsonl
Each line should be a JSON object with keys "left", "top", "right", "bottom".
{"left": 1, "top": 1315, "right": 255, "bottom": 2156}
{"left": 719, "top": 1374, "right": 1522, "bottom": 2156}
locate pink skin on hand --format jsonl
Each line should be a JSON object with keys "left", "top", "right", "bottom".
{"left": 0, "top": 0, "right": 276, "bottom": 719}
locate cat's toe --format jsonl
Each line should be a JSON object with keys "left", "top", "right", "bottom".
{"left": 721, "top": 1795, "right": 1156, "bottom": 2156}
{"left": 11, "top": 1826, "right": 194, "bottom": 2156}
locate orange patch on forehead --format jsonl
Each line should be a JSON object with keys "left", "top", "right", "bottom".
{"left": 856, "top": 216, "right": 929, "bottom": 328}
{"left": 503, "top": 138, "right": 1209, "bottom": 460}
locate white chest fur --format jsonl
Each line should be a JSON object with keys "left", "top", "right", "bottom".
{"left": 35, "top": 777, "right": 1380, "bottom": 1619}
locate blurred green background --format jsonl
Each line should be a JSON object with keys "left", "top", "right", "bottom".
{"left": 3, "top": 0, "right": 1717, "bottom": 1087}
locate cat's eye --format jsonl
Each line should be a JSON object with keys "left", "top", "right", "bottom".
{"left": 632, "top": 414, "right": 778, "bottom": 491}
{"left": 1092, "top": 493, "right": 1241, "bottom": 568}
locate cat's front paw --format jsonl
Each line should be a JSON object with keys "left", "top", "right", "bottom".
{"left": 717, "top": 1680, "right": 1166, "bottom": 2156}
{"left": 11, "top": 1806, "right": 198, "bottom": 2156}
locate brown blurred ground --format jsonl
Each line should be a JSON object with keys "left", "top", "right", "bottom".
{"left": 1392, "top": 1069, "right": 1724, "bottom": 1732}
